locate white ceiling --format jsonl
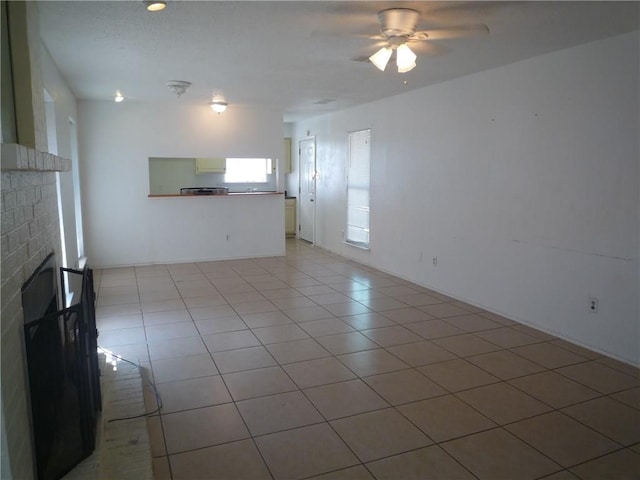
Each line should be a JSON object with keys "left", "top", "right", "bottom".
{"left": 37, "top": 1, "right": 639, "bottom": 122}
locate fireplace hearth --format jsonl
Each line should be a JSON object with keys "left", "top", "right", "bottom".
{"left": 21, "top": 253, "right": 101, "bottom": 480}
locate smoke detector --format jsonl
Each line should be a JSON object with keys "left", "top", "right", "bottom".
{"left": 166, "top": 80, "right": 191, "bottom": 98}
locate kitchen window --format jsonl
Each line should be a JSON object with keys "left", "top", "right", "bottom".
{"left": 225, "top": 157, "right": 273, "bottom": 183}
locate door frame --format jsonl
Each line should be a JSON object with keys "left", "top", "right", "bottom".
{"left": 298, "top": 136, "right": 316, "bottom": 245}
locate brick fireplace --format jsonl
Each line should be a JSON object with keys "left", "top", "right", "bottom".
{"left": 1, "top": 144, "right": 71, "bottom": 479}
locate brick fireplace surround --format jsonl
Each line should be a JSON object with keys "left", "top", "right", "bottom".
{"left": 1, "top": 143, "right": 70, "bottom": 479}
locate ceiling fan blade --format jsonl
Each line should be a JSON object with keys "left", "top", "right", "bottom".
{"left": 371, "top": 39, "right": 389, "bottom": 49}
{"left": 422, "top": 1, "right": 505, "bottom": 23}
{"left": 308, "top": 3, "right": 379, "bottom": 38}
{"left": 350, "top": 55, "right": 372, "bottom": 63}
{"left": 409, "top": 41, "right": 447, "bottom": 57}
{"left": 413, "top": 24, "right": 490, "bottom": 41}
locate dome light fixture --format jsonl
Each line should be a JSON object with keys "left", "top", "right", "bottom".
{"left": 144, "top": 1, "right": 166, "bottom": 12}
{"left": 114, "top": 91, "right": 125, "bottom": 102}
{"left": 209, "top": 91, "right": 228, "bottom": 114}
{"left": 209, "top": 101, "right": 228, "bottom": 114}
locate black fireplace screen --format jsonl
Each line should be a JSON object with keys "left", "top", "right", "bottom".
{"left": 21, "top": 254, "right": 101, "bottom": 480}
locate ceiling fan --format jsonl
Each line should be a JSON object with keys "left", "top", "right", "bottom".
{"left": 367, "top": 8, "right": 489, "bottom": 73}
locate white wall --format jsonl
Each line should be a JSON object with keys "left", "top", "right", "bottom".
{"left": 79, "top": 101, "right": 285, "bottom": 267}
{"left": 41, "top": 44, "right": 81, "bottom": 269}
{"left": 292, "top": 32, "right": 639, "bottom": 365}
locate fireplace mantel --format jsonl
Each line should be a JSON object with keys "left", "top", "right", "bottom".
{"left": 1, "top": 143, "right": 71, "bottom": 172}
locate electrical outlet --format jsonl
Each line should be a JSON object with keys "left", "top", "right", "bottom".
{"left": 226, "top": 234, "right": 230, "bottom": 241}
{"left": 432, "top": 256, "right": 438, "bottom": 266}
{"left": 588, "top": 297, "right": 598, "bottom": 313}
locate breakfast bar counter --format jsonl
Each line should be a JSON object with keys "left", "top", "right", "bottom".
{"left": 145, "top": 191, "right": 285, "bottom": 262}
{"left": 148, "top": 191, "right": 284, "bottom": 198}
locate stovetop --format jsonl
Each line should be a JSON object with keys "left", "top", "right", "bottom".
{"left": 180, "top": 187, "right": 229, "bottom": 195}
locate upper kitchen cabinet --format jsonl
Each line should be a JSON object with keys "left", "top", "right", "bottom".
{"left": 196, "top": 157, "right": 226, "bottom": 174}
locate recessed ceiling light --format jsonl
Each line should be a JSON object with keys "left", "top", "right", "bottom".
{"left": 114, "top": 91, "right": 125, "bottom": 102}
{"left": 144, "top": 1, "right": 166, "bottom": 12}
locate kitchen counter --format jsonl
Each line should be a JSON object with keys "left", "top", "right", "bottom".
{"left": 148, "top": 192, "right": 284, "bottom": 198}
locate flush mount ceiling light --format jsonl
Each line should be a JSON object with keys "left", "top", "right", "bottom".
{"left": 209, "top": 91, "right": 228, "bottom": 114}
{"left": 144, "top": 1, "right": 166, "bottom": 12}
{"left": 166, "top": 80, "right": 191, "bottom": 98}
{"left": 209, "top": 100, "right": 228, "bottom": 114}
{"left": 114, "top": 91, "right": 125, "bottom": 102}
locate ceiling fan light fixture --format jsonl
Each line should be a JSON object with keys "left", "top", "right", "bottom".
{"left": 397, "top": 61, "right": 416, "bottom": 73}
{"left": 369, "top": 47, "right": 392, "bottom": 71}
{"left": 396, "top": 44, "right": 417, "bottom": 73}
{"left": 144, "top": 1, "right": 166, "bottom": 12}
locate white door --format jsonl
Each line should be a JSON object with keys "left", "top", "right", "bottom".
{"left": 298, "top": 138, "right": 316, "bottom": 243}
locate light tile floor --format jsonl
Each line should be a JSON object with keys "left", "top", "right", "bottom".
{"left": 94, "top": 239, "right": 640, "bottom": 480}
